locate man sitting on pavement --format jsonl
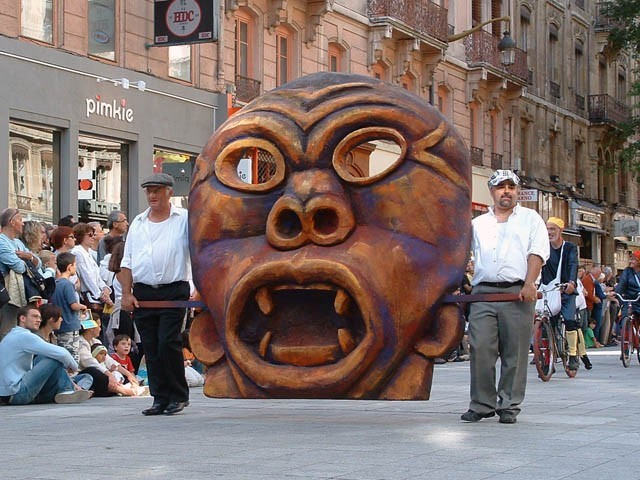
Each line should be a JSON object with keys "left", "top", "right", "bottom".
{"left": 0, "top": 304, "right": 91, "bottom": 405}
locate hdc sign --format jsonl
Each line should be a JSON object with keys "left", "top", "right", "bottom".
{"left": 154, "top": 0, "right": 219, "bottom": 46}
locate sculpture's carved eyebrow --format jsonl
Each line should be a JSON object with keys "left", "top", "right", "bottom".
{"left": 410, "top": 122, "right": 468, "bottom": 189}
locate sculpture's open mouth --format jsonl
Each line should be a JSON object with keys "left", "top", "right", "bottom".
{"left": 238, "top": 283, "right": 365, "bottom": 367}
{"left": 225, "top": 260, "right": 382, "bottom": 395}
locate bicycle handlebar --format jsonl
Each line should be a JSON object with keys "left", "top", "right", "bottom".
{"left": 613, "top": 292, "right": 640, "bottom": 304}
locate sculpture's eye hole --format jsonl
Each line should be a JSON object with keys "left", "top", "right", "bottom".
{"left": 214, "top": 139, "right": 286, "bottom": 192}
{"left": 333, "top": 127, "right": 406, "bottom": 184}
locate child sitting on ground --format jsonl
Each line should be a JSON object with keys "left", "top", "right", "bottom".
{"left": 91, "top": 343, "right": 146, "bottom": 396}
{"left": 109, "top": 334, "right": 139, "bottom": 381}
{"left": 584, "top": 319, "right": 603, "bottom": 348}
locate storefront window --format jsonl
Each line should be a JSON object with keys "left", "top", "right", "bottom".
{"left": 169, "top": 45, "right": 191, "bottom": 82}
{"left": 78, "top": 135, "right": 126, "bottom": 225}
{"left": 21, "top": 0, "right": 54, "bottom": 44}
{"left": 153, "top": 149, "right": 196, "bottom": 208}
{"left": 9, "top": 123, "right": 56, "bottom": 224}
{"left": 88, "top": 0, "right": 116, "bottom": 61}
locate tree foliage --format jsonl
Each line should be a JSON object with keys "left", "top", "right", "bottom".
{"left": 603, "top": 1, "right": 640, "bottom": 173}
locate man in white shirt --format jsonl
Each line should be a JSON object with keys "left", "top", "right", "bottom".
{"left": 0, "top": 304, "right": 91, "bottom": 405}
{"left": 461, "top": 170, "right": 549, "bottom": 424}
{"left": 119, "top": 173, "right": 192, "bottom": 416}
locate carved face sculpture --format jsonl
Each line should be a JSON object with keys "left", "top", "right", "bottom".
{"left": 189, "top": 73, "right": 470, "bottom": 400}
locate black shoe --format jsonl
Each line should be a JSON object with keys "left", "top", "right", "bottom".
{"left": 142, "top": 402, "right": 168, "bottom": 416}
{"left": 498, "top": 411, "right": 518, "bottom": 424}
{"left": 460, "top": 410, "right": 495, "bottom": 422}
{"left": 164, "top": 400, "right": 189, "bottom": 415}
{"left": 581, "top": 355, "right": 592, "bottom": 370}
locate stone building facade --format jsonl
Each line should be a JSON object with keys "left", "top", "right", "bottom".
{"left": 0, "top": 0, "right": 636, "bottom": 268}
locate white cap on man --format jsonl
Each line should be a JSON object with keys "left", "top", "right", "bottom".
{"left": 487, "top": 169, "right": 520, "bottom": 188}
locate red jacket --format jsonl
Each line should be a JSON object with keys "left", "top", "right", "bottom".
{"left": 581, "top": 273, "right": 597, "bottom": 312}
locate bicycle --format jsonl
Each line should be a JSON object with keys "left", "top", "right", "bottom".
{"left": 614, "top": 292, "right": 640, "bottom": 367}
{"left": 532, "top": 283, "right": 574, "bottom": 381}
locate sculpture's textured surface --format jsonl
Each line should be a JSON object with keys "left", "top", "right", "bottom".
{"left": 189, "top": 73, "right": 471, "bottom": 399}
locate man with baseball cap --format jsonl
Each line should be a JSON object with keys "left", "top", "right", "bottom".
{"left": 540, "top": 217, "right": 590, "bottom": 373}
{"left": 119, "top": 172, "right": 193, "bottom": 416}
{"left": 462, "top": 169, "right": 549, "bottom": 424}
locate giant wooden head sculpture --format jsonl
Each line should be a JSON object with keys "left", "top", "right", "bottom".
{"left": 189, "top": 72, "right": 470, "bottom": 399}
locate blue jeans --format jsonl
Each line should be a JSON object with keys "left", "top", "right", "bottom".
{"left": 8, "top": 356, "right": 74, "bottom": 405}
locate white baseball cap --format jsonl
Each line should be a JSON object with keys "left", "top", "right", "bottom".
{"left": 488, "top": 169, "right": 520, "bottom": 187}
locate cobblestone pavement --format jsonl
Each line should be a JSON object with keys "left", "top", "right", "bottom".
{"left": 1, "top": 347, "right": 638, "bottom": 480}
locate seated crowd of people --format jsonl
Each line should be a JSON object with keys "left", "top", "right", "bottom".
{"left": 0, "top": 212, "right": 204, "bottom": 406}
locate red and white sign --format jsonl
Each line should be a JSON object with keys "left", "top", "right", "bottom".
{"left": 165, "top": 0, "right": 202, "bottom": 37}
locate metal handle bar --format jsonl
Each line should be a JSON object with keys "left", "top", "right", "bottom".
{"left": 135, "top": 292, "right": 541, "bottom": 309}
{"left": 613, "top": 292, "right": 640, "bottom": 304}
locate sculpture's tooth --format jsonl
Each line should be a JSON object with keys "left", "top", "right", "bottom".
{"left": 334, "top": 288, "right": 350, "bottom": 316}
{"left": 338, "top": 328, "right": 356, "bottom": 355}
{"left": 255, "top": 287, "right": 274, "bottom": 315}
{"left": 259, "top": 331, "right": 273, "bottom": 359}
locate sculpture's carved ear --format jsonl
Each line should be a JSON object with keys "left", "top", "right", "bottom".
{"left": 189, "top": 312, "right": 224, "bottom": 366}
{"left": 414, "top": 304, "right": 464, "bottom": 358}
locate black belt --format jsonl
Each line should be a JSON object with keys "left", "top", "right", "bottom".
{"left": 133, "top": 281, "right": 188, "bottom": 290}
{"left": 478, "top": 280, "right": 524, "bottom": 288}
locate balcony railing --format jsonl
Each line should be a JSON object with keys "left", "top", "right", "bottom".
{"left": 235, "top": 75, "right": 261, "bottom": 104}
{"left": 463, "top": 30, "right": 528, "bottom": 83}
{"left": 575, "top": 93, "right": 585, "bottom": 113}
{"left": 595, "top": 2, "right": 615, "bottom": 31}
{"left": 491, "top": 152, "right": 503, "bottom": 170}
{"left": 550, "top": 81, "right": 561, "bottom": 98}
{"left": 470, "top": 147, "right": 484, "bottom": 166}
{"left": 367, "top": 0, "right": 448, "bottom": 42}
{"left": 588, "top": 94, "right": 630, "bottom": 124}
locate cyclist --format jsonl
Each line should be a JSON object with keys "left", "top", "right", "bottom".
{"left": 540, "top": 217, "right": 585, "bottom": 374}
{"left": 614, "top": 250, "right": 640, "bottom": 321}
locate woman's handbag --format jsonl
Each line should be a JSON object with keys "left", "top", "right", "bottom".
{"left": 23, "top": 261, "right": 55, "bottom": 301}
{"left": 535, "top": 242, "right": 565, "bottom": 316}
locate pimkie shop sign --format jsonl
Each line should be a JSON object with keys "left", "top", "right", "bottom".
{"left": 154, "top": 0, "right": 219, "bottom": 46}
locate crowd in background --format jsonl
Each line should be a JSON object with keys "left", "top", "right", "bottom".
{"left": 0, "top": 210, "right": 204, "bottom": 405}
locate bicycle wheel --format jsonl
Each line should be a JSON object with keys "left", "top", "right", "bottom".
{"left": 553, "top": 320, "right": 571, "bottom": 377}
{"left": 620, "top": 316, "right": 632, "bottom": 368}
{"left": 533, "top": 318, "right": 554, "bottom": 381}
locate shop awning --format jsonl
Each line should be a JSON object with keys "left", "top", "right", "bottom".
{"left": 579, "top": 225, "right": 608, "bottom": 235}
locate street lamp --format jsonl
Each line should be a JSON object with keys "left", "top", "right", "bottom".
{"left": 497, "top": 31, "right": 517, "bottom": 67}
{"left": 448, "top": 16, "right": 517, "bottom": 67}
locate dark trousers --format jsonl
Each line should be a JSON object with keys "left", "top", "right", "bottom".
{"left": 133, "top": 281, "right": 189, "bottom": 404}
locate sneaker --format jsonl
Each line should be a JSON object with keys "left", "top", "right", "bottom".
{"left": 433, "top": 358, "right": 447, "bottom": 364}
{"left": 460, "top": 410, "right": 495, "bottom": 422}
{"left": 568, "top": 355, "right": 579, "bottom": 371}
{"left": 54, "top": 390, "right": 92, "bottom": 404}
{"left": 581, "top": 355, "right": 592, "bottom": 370}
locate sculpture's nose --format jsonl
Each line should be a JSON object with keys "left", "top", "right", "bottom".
{"left": 266, "top": 169, "right": 355, "bottom": 250}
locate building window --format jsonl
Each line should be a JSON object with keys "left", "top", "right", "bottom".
{"left": 328, "top": 43, "right": 342, "bottom": 72}
{"left": 548, "top": 25, "right": 558, "bottom": 84}
{"left": 21, "top": 0, "right": 53, "bottom": 43}
{"left": 575, "top": 41, "right": 584, "bottom": 95}
{"left": 617, "top": 67, "right": 627, "bottom": 103}
{"left": 372, "top": 62, "right": 386, "bottom": 81}
{"left": 400, "top": 73, "right": 415, "bottom": 92}
{"left": 437, "top": 85, "right": 450, "bottom": 117}
{"left": 88, "top": 0, "right": 116, "bottom": 61}
{"left": 168, "top": 45, "right": 191, "bottom": 82}
{"left": 574, "top": 140, "right": 583, "bottom": 185}
{"left": 276, "top": 29, "right": 291, "bottom": 87}
{"left": 235, "top": 15, "right": 250, "bottom": 77}
{"left": 520, "top": 6, "right": 531, "bottom": 52}
{"left": 9, "top": 123, "right": 56, "bottom": 224}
